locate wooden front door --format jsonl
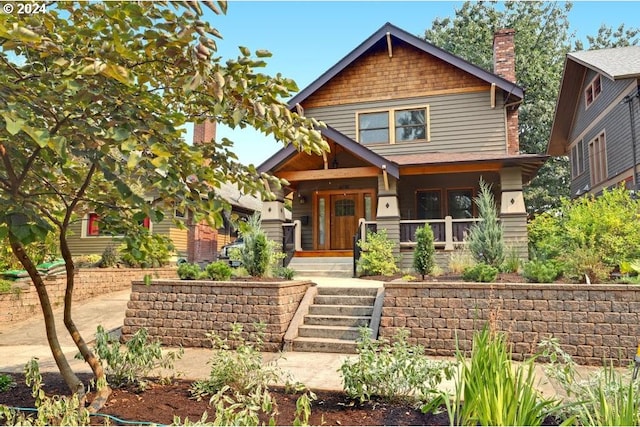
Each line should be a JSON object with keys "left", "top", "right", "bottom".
{"left": 330, "top": 194, "right": 358, "bottom": 250}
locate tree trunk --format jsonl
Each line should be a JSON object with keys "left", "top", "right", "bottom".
{"left": 59, "top": 232, "right": 111, "bottom": 413}
{"left": 8, "top": 234, "right": 85, "bottom": 397}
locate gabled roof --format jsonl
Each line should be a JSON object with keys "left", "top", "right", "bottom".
{"left": 288, "top": 22, "right": 524, "bottom": 108}
{"left": 548, "top": 46, "right": 640, "bottom": 156}
{"left": 257, "top": 126, "right": 400, "bottom": 179}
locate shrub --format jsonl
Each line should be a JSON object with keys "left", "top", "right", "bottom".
{"left": 205, "top": 261, "right": 232, "bottom": 281}
{"left": 177, "top": 262, "right": 202, "bottom": 280}
{"left": 501, "top": 246, "right": 522, "bottom": 273}
{"left": 462, "top": 263, "right": 498, "bottom": 282}
{"left": 73, "top": 254, "right": 102, "bottom": 268}
{"left": 119, "top": 233, "right": 175, "bottom": 268}
{"left": 523, "top": 259, "right": 562, "bottom": 283}
{"left": 0, "top": 279, "right": 13, "bottom": 293}
{"left": 413, "top": 226, "right": 435, "bottom": 279}
{"left": 357, "top": 229, "right": 399, "bottom": 276}
{"left": 89, "top": 325, "right": 183, "bottom": 390}
{"left": 99, "top": 245, "right": 118, "bottom": 268}
{"left": 562, "top": 246, "right": 610, "bottom": 284}
{"left": 236, "top": 213, "right": 282, "bottom": 277}
{"left": 467, "top": 179, "right": 505, "bottom": 268}
{"left": 340, "top": 328, "right": 454, "bottom": 404}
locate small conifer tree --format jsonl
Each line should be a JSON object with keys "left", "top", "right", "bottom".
{"left": 413, "top": 226, "right": 435, "bottom": 279}
{"left": 467, "top": 179, "right": 505, "bottom": 268}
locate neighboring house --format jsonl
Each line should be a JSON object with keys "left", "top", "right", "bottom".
{"left": 258, "top": 23, "right": 547, "bottom": 269}
{"left": 67, "top": 121, "right": 261, "bottom": 263}
{"left": 548, "top": 46, "right": 640, "bottom": 197}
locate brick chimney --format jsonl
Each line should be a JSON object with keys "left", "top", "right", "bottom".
{"left": 493, "top": 29, "right": 519, "bottom": 155}
{"left": 193, "top": 120, "right": 216, "bottom": 145}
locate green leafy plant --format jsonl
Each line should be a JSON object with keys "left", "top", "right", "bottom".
{"left": 119, "top": 233, "right": 175, "bottom": 268}
{"left": 340, "top": 328, "right": 454, "bottom": 403}
{"left": 523, "top": 259, "right": 562, "bottom": 283}
{"left": 424, "top": 326, "right": 559, "bottom": 426}
{"left": 274, "top": 266, "right": 296, "bottom": 280}
{"left": 467, "top": 179, "right": 505, "bottom": 268}
{"left": 357, "top": 229, "right": 399, "bottom": 276}
{"left": 413, "top": 226, "right": 435, "bottom": 279}
{"left": 89, "top": 325, "right": 183, "bottom": 390}
{"left": 72, "top": 254, "right": 102, "bottom": 268}
{"left": 190, "top": 323, "right": 282, "bottom": 400}
{"left": 205, "top": 261, "right": 232, "bottom": 281}
{"left": 501, "top": 246, "right": 522, "bottom": 273}
{"left": 402, "top": 274, "right": 417, "bottom": 282}
{"left": 0, "top": 373, "right": 14, "bottom": 392}
{"left": 0, "top": 279, "right": 14, "bottom": 293}
{"left": 293, "top": 389, "right": 317, "bottom": 426}
{"left": 562, "top": 246, "right": 611, "bottom": 284}
{"left": 540, "top": 337, "right": 639, "bottom": 426}
{"left": 0, "top": 358, "right": 90, "bottom": 426}
{"left": 236, "top": 213, "right": 283, "bottom": 277}
{"left": 462, "top": 263, "right": 498, "bottom": 282}
{"left": 177, "top": 262, "right": 202, "bottom": 280}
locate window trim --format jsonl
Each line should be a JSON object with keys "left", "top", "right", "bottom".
{"left": 570, "top": 140, "right": 586, "bottom": 178}
{"left": 356, "top": 105, "right": 431, "bottom": 145}
{"left": 588, "top": 131, "right": 607, "bottom": 186}
{"left": 81, "top": 213, "right": 152, "bottom": 238}
{"left": 585, "top": 74, "right": 602, "bottom": 109}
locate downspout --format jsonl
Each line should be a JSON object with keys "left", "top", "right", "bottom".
{"left": 627, "top": 87, "right": 640, "bottom": 189}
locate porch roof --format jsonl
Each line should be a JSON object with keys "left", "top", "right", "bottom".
{"left": 257, "top": 125, "right": 400, "bottom": 179}
{"left": 388, "top": 152, "right": 548, "bottom": 182}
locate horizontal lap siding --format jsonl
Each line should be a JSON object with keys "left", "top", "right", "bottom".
{"left": 306, "top": 91, "right": 506, "bottom": 156}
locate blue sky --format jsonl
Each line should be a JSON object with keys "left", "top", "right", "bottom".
{"left": 187, "top": 1, "right": 638, "bottom": 166}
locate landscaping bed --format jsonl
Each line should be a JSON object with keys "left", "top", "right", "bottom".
{"left": 0, "top": 372, "right": 447, "bottom": 426}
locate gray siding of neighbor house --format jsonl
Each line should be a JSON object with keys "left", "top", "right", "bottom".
{"left": 306, "top": 91, "right": 508, "bottom": 156}
{"left": 293, "top": 177, "right": 377, "bottom": 250}
{"left": 571, "top": 75, "right": 640, "bottom": 196}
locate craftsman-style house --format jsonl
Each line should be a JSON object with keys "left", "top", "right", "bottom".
{"left": 258, "top": 23, "right": 547, "bottom": 270}
{"left": 548, "top": 46, "right": 640, "bottom": 197}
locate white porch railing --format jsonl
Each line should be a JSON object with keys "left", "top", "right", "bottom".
{"left": 358, "top": 216, "right": 481, "bottom": 251}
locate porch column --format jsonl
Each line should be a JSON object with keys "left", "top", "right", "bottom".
{"left": 262, "top": 191, "right": 287, "bottom": 252}
{"left": 499, "top": 167, "right": 528, "bottom": 260}
{"left": 376, "top": 174, "right": 400, "bottom": 261}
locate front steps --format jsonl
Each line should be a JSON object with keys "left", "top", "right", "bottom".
{"left": 289, "top": 286, "right": 382, "bottom": 353}
{"left": 287, "top": 257, "right": 353, "bottom": 278}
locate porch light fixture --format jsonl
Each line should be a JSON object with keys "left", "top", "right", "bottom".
{"left": 297, "top": 193, "right": 306, "bottom": 204}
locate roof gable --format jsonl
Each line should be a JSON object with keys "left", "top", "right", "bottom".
{"left": 548, "top": 46, "right": 640, "bottom": 156}
{"left": 288, "top": 22, "right": 523, "bottom": 108}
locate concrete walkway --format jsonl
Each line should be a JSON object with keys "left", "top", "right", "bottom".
{"left": 0, "top": 276, "right": 601, "bottom": 397}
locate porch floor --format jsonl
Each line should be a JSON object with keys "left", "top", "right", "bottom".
{"left": 294, "top": 250, "right": 352, "bottom": 258}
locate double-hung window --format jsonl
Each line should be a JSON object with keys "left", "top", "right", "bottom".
{"left": 85, "top": 213, "right": 151, "bottom": 237}
{"left": 571, "top": 140, "right": 585, "bottom": 178}
{"left": 589, "top": 132, "right": 607, "bottom": 186}
{"left": 358, "top": 106, "right": 430, "bottom": 144}
{"left": 585, "top": 75, "right": 602, "bottom": 108}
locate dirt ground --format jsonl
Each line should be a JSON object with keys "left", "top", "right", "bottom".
{"left": 0, "top": 372, "right": 449, "bottom": 426}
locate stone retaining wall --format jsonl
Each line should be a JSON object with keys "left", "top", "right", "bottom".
{"left": 122, "top": 280, "right": 311, "bottom": 351}
{"left": 381, "top": 282, "right": 640, "bottom": 365}
{"left": 0, "top": 267, "right": 177, "bottom": 323}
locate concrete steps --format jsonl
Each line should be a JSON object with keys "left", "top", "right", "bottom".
{"left": 291, "top": 286, "right": 379, "bottom": 354}
{"left": 287, "top": 257, "right": 353, "bottom": 277}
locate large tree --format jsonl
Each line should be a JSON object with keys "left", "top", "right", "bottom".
{"left": 423, "top": 1, "right": 638, "bottom": 214}
{"left": 0, "top": 0, "right": 326, "bottom": 409}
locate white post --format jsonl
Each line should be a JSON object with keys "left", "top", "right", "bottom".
{"left": 293, "top": 220, "right": 302, "bottom": 252}
{"left": 444, "top": 216, "right": 454, "bottom": 251}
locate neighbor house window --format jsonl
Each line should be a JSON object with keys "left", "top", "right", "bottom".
{"left": 416, "top": 190, "right": 441, "bottom": 219}
{"left": 589, "top": 132, "right": 607, "bottom": 185}
{"left": 357, "top": 106, "right": 430, "bottom": 144}
{"left": 571, "top": 140, "right": 585, "bottom": 178}
{"left": 585, "top": 74, "right": 602, "bottom": 108}
{"left": 85, "top": 213, "right": 150, "bottom": 237}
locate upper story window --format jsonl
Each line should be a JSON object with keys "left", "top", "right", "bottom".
{"left": 571, "top": 140, "right": 585, "bottom": 178}
{"left": 585, "top": 75, "right": 602, "bottom": 108}
{"left": 358, "top": 106, "right": 430, "bottom": 145}
{"left": 589, "top": 131, "right": 607, "bottom": 186}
